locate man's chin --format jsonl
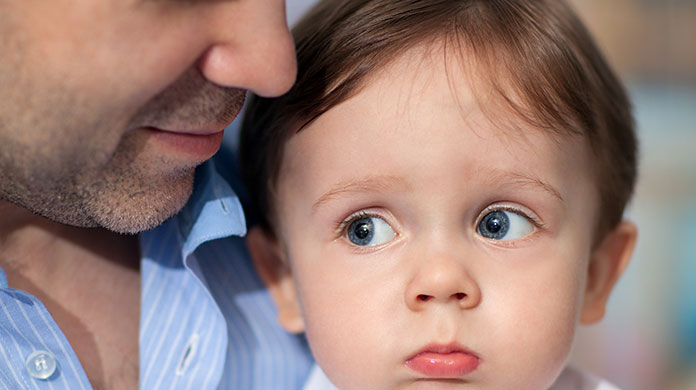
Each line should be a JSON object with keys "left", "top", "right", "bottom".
{"left": 85, "top": 176, "right": 194, "bottom": 234}
{"left": 94, "top": 206, "right": 183, "bottom": 234}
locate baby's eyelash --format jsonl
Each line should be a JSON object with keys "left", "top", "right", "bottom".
{"left": 480, "top": 204, "right": 545, "bottom": 229}
{"left": 334, "top": 210, "right": 371, "bottom": 238}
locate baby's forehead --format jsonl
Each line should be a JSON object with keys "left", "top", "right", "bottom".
{"left": 286, "top": 47, "right": 593, "bottom": 177}
{"left": 278, "top": 44, "right": 597, "bottom": 221}
{"left": 342, "top": 42, "right": 586, "bottom": 149}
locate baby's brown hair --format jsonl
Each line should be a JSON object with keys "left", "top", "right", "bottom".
{"left": 240, "top": 0, "right": 637, "bottom": 241}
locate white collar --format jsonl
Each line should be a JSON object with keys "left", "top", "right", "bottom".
{"left": 303, "top": 365, "right": 335, "bottom": 390}
{"left": 302, "top": 364, "right": 621, "bottom": 390}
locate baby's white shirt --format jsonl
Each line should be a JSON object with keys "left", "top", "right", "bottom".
{"left": 302, "top": 364, "right": 621, "bottom": 390}
{"left": 551, "top": 366, "right": 622, "bottom": 390}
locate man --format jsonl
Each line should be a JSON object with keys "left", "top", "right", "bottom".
{"left": 0, "top": 0, "right": 312, "bottom": 389}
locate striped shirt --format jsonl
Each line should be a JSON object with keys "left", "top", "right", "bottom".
{"left": 0, "top": 160, "right": 314, "bottom": 389}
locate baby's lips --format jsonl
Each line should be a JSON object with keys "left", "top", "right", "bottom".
{"left": 405, "top": 343, "right": 480, "bottom": 378}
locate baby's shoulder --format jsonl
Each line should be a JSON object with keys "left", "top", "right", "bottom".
{"left": 551, "top": 366, "right": 622, "bottom": 390}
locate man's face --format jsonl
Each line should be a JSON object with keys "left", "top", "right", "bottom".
{"left": 0, "top": 0, "right": 296, "bottom": 233}
{"left": 271, "top": 46, "right": 600, "bottom": 389}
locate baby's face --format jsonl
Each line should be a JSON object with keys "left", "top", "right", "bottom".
{"left": 272, "top": 47, "right": 599, "bottom": 389}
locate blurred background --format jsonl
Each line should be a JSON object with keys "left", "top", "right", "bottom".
{"left": 567, "top": 1, "right": 696, "bottom": 389}
{"left": 228, "top": 1, "right": 696, "bottom": 388}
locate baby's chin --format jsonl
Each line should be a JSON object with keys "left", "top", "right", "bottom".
{"left": 313, "top": 349, "right": 571, "bottom": 390}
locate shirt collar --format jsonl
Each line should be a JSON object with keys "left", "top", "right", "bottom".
{"left": 303, "top": 364, "right": 335, "bottom": 390}
{"left": 0, "top": 268, "right": 7, "bottom": 288}
{"left": 176, "top": 160, "right": 247, "bottom": 259}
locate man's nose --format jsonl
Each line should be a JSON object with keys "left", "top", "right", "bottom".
{"left": 405, "top": 248, "right": 482, "bottom": 312}
{"left": 196, "top": 0, "right": 297, "bottom": 97}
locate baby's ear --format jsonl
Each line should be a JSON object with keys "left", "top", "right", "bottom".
{"left": 580, "top": 221, "right": 637, "bottom": 324}
{"left": 246, "top": 226, "right": 305, "bottom": 333}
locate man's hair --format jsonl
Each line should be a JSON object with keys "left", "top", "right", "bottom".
{"left": 240, "top": 0, "right": 637, "bottom": 240}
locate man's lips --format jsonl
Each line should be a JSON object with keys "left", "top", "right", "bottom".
{"left": 405, "top": 343, "right": 480, "bottom": 378}
{"left": 145, "top": 127, "right": 225, "bottom": 159}
{"left": 151, "top": 126, "right": 225, "bottom": 136}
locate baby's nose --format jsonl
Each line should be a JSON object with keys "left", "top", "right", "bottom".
{"left": 405, "top": 253, "right": 481, "bottom": 311}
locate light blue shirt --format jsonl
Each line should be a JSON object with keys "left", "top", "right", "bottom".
{"left": 0, "top": 160, "right": 314, "bottom": 389}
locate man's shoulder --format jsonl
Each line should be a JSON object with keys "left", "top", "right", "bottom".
{"left": 0, "top": 283, "right": 93, "bottom": 389}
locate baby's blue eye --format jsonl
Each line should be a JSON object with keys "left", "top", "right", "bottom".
{"left": 477, "top": 210, "right": 533, "bottom": 240}
{"left": 347, "top": 216, "right": 396, "bottom": 246}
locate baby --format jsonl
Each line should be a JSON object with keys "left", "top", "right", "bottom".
{"left": 240, "top": 0, "right": 638, "bottom": 388}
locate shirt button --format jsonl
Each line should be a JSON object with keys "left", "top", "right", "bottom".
{"left": 25, "top": 350, "right": 57, "bottom": 380}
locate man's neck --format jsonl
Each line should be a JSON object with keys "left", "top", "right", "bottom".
{"left": 0, "top": 200, "right": 141, "bottom": 390}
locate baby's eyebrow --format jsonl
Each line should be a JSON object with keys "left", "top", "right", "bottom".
{"left": 311, "top": 171, "right": 563, "bottom": 214}
{"left": 312, "top": 175, "right": 407, "bottom": 214}
{"left": 488, "top": 170, "right": 565, "bottom": 204}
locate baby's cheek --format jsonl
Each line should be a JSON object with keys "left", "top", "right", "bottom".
{"left": 487, "top": 311, "right": 576, "bottom": 389}
{"left": 484, "top": 270, "right": 581, "bottom": 387}
{"left": 301, "top": 298, "right": 382, "bottom": 389}
{"left": 299, "top": 262, "right": 407, "bottom": 390}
